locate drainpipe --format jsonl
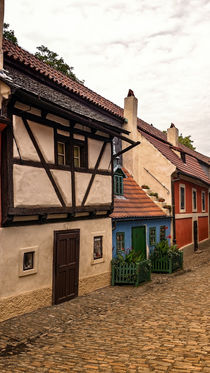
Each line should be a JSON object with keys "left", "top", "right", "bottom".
{"left": 171, "top": 173, "right": 180, "bottom": 245}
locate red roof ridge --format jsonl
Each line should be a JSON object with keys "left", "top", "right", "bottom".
{"left": 3, "top": 38, "right": 124, "bottom": 119}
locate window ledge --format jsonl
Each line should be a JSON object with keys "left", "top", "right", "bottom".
{"left": 91, "top": 258, "right": 105, "bottom": 265}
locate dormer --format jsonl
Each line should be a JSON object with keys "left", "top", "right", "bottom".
{"left": 114, "top": 166, "right": 126, "bottom": 196}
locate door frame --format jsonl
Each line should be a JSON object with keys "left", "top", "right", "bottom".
{"left": 52, "top": 229, "right": 80, "bottom": 305}
{"left": 131, "top": 225, "right": 147, "bottom": 259}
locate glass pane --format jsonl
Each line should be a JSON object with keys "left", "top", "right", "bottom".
{"left": 181, "top": 188, "right": 185, "bottom": 209}
{"left": 94, "top": 236, "right": 103, "bottom": 259}
{"left": 58, "top": 155, "right": 65, "bottom": 165}
{"left": 23, "top": 252, "right": 34, "bottom": 271}
{"left": 58, "top": 142, "right": 64, "bottom": 154}
{"left": 74, "top": 146, "right": 79, "bottom": 157}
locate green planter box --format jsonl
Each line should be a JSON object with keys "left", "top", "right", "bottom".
{"left": 151, "top": 251, "right": 183, "bottom": 274}
{"left": 111, "top": 259, "right": 151, "bottom": 286}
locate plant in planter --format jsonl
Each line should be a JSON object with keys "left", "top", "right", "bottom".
{"left": 163, "top": 204, "right": 171, "bottom": 211}
{"left": 111, "top": 248, "right": 151, "bottom": 286}
{"left": 149, "top": 192, "right": 159, "bottom": 199}
{"left": 150, "top": 240, "right": 183, "bottom": 274}
{"left": 141, "top": 184, "right": 150, "bottom": 189}
{"left": 158, "top": 197, "right": 165, "bottom": 202}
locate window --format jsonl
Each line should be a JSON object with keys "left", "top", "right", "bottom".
{"left": 57, "top": 142, "right": 66, "bottom": 165}
{"left": 180, "top": 184, "right": 186, "bottom": 212}
{"left": 160, "top": 226, "right": 166, "bottom": 241}
{"left": 23, "top": 252, "right": 34, "bottom": 271}
{"left": 116, "top": 232, "right": 125, "bottom": 253}
{"left": 73, "top": 145, "right": 80, "bottom": 167}
{"left": 114, "top": 175, "right": 123, "bottom": 195}
{"left": 93, "top": 236, "right": 103, "bottom": 260}
{"left": 19, "top": 247, "right": 38, "bottom": 277}
{"left": 201, "top": 191, "right": 206, "bottom": 212}
{"left": 149, "top": 227, "right": 156, "bottom": 246}
{"left": 192, "top": 189, "right": 197, "bottom": 211}
{"left": 56, "top": 136, "right": 87, "bottom": 168}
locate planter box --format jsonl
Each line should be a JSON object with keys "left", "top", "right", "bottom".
{"left": 151, "top": 251, "right": 183, "bottom": 274}
{"left": 111, "top": 259, "right": 151, "bottom": 286}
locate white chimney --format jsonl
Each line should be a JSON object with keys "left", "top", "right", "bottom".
{"left": 167, "top": 123, "right": 179, "bottom": 147}
{"left": 0, "top": 0, "right": 4, "bottom": 70}
{"left": 122, "top": 89, "right": 139, "bottom": 178}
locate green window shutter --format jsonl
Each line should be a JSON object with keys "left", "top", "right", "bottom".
{"left": 149, "top": 227, "right": 156, "bottom": 246}
{"left": 116, "top": 232, "right": 125, "bottom": 253}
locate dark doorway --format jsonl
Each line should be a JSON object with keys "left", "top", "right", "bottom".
{"left": 53, "top": 229, "right": 80, "bottom": 304}
{"left": 132, "top": 226, "right": 146, "bottom": 259}
{"left": 193, "top": 221, "right": 198, "bottom": 251}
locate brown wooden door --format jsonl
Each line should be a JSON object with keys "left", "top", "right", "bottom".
{"left": 54, "top": 230, "right": 80, "bottom": 305}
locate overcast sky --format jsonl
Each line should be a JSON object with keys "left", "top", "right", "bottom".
{"left": 4, "top": 0, "right": 210, "bottom": 156}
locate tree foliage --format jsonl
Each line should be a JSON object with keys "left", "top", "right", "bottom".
{"left": 3, "top": 23, "right": 18, "bottom": 44}
{"left": 35, "top": 45, "right": 84, "bottom": 84}
{"left": 178, "top": 134, "right": 195, "bottom": 150}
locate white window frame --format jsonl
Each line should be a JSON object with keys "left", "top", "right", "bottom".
{"left": 19, "top": 246, "right": 38, "bottom": 277}
{"left": 201, "top": 191, "right": 206, "bottom": 212}
{"left": 192, "top": 188, "right": 197, "bottom": 212}
{"left": 179, "top": 184, "right": 186, "bottom": 212}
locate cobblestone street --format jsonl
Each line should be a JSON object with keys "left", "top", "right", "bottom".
{"left": 0, "top": 242, "right": 210, "bottom": 373}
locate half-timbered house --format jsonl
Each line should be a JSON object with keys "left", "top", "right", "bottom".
{"left": 0, "top": 35, "right": 138, "bottom": 321}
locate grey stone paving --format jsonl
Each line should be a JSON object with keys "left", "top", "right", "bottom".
{"left": 0, "top": 241, "right": 210, "bottom": 372}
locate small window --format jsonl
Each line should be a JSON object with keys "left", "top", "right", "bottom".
{"left": 192, "top": 189, "right": 197, "bottom": 211}
{"left": 160, "top": 226, "right": 166, "bottom": 241}
{"left": 73, "top": 145, "right": 80, "bottom": 167}
{"left": 149, "top": 227, "right": 156, "bottom": 246}
{"left": 201, "top": 191, "right": 206, "bottom": 212}
{"left": 114, "top": 175, "right": 123, "bottom": 195}
{"left": 57, "top": 142, "right": 66, "bottom": 165}
{"left": 93, "top": 236, "right": 103, "bottom": 260}
{"left": 23, "top": 251, "right": 34, "bottom": 271}
{"left": 116, "top": 232, "right": 125, "bottom": 253}
{"left": 180, "top": 184, "right": 185, "bottom": 212}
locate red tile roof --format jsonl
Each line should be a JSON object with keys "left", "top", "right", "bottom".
{"left": 111, "top": 168, "right": 167, "bottom": 219}
{"left": 3, "top": 39, "right": 210, "bottom": 173}
{"left": 3, "top": 39, "right": 123, "bottom": 119}
{"left": 140, "top": 131, "right": 210, "bottom": 185}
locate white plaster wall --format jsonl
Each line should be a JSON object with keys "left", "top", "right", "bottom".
{"left": 88, "top": 138, "right": 102, "bottom": 168}
{"left": 13, "top": 164, "right": 61, "bottom": 207}
{"left": 75, "top": 172, "right": 91, "bottom": 206}
{"left": 46, "top": 113, "right": 70, "bottom": 127}
{"left": 51, "top": 170, "right": 72, "bottom": 206}
{"left": 86, "top": 175, "right": 112, "bottom": 205}
{"left": 29, "top": 121, "right": 54, "bottom": 163}
{"left": 0, "top": 218, "right": 112, "bottom": 298}
{"left": 99, "top": 143, "right": 111, "bottom": 171}
{"left": 13, "top": 116, "right": 40, "bottom": 162}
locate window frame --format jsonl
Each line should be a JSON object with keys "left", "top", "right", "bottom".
{"left": 149, "top": 227, "right": 156, "bottom": 246}
{"left": 201, "top": 191, "right": 206, "bottom": 212}
{"left": 179, "top": 184, "right": 186, "bottom": 212}
{"left": 114, "top": 174, "right": 123, "bottom": 195}
{"left": 55, "top": 134, "right": 87, "bottom": 169}
{"left": 116, "top": 232, "right": 125, "bottom": 253}
{"left": 93, "top": 236, "right": 103, "bottom": 260}
{"left": 160, "top": 226, "right": 166, "bottom": 241}
{"left": 192, "top": 188, "right": 197, "bottom": 212}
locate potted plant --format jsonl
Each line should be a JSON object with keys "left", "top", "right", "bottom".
{"left": 149, "top": 240, "right": 183, "bottom": 274}
{"left": 158, "top": 197, "right": 165, "bottom": 202}
{"left": 111, "top": 248, "right": 151, "bottom": 286}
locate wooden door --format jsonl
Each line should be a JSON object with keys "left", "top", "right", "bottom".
{"left": 132, "top": 226, "right": 146, "bottom": 259}
{"left": 53, "top": 230, "right": 79, "bottom": 305}
{"left": 193, "top": 221, "right": 198, "bottom": 251}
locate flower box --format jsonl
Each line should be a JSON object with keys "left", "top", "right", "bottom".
{"left": 111, "top": 259, "right": 151, "bottom": 286}
{"left": 151, "top": 251, "right": 183, "bottom": 274}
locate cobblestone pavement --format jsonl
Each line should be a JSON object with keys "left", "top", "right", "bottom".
{"left": 0, "top": 242, "right": 210, "bottom": 372}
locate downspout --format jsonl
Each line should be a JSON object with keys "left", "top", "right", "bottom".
{"left": 171, "top": 172, "right": 180, "bottom": 245}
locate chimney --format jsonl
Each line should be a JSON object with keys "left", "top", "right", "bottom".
{"left": 122, "top": 89, "right": 139, "bottom": 178}
{"left": 0, "top": 0, "right": 4, "bottom": 70}
{"left": 167, "top": 123, "right": 179, "bottom": 147}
